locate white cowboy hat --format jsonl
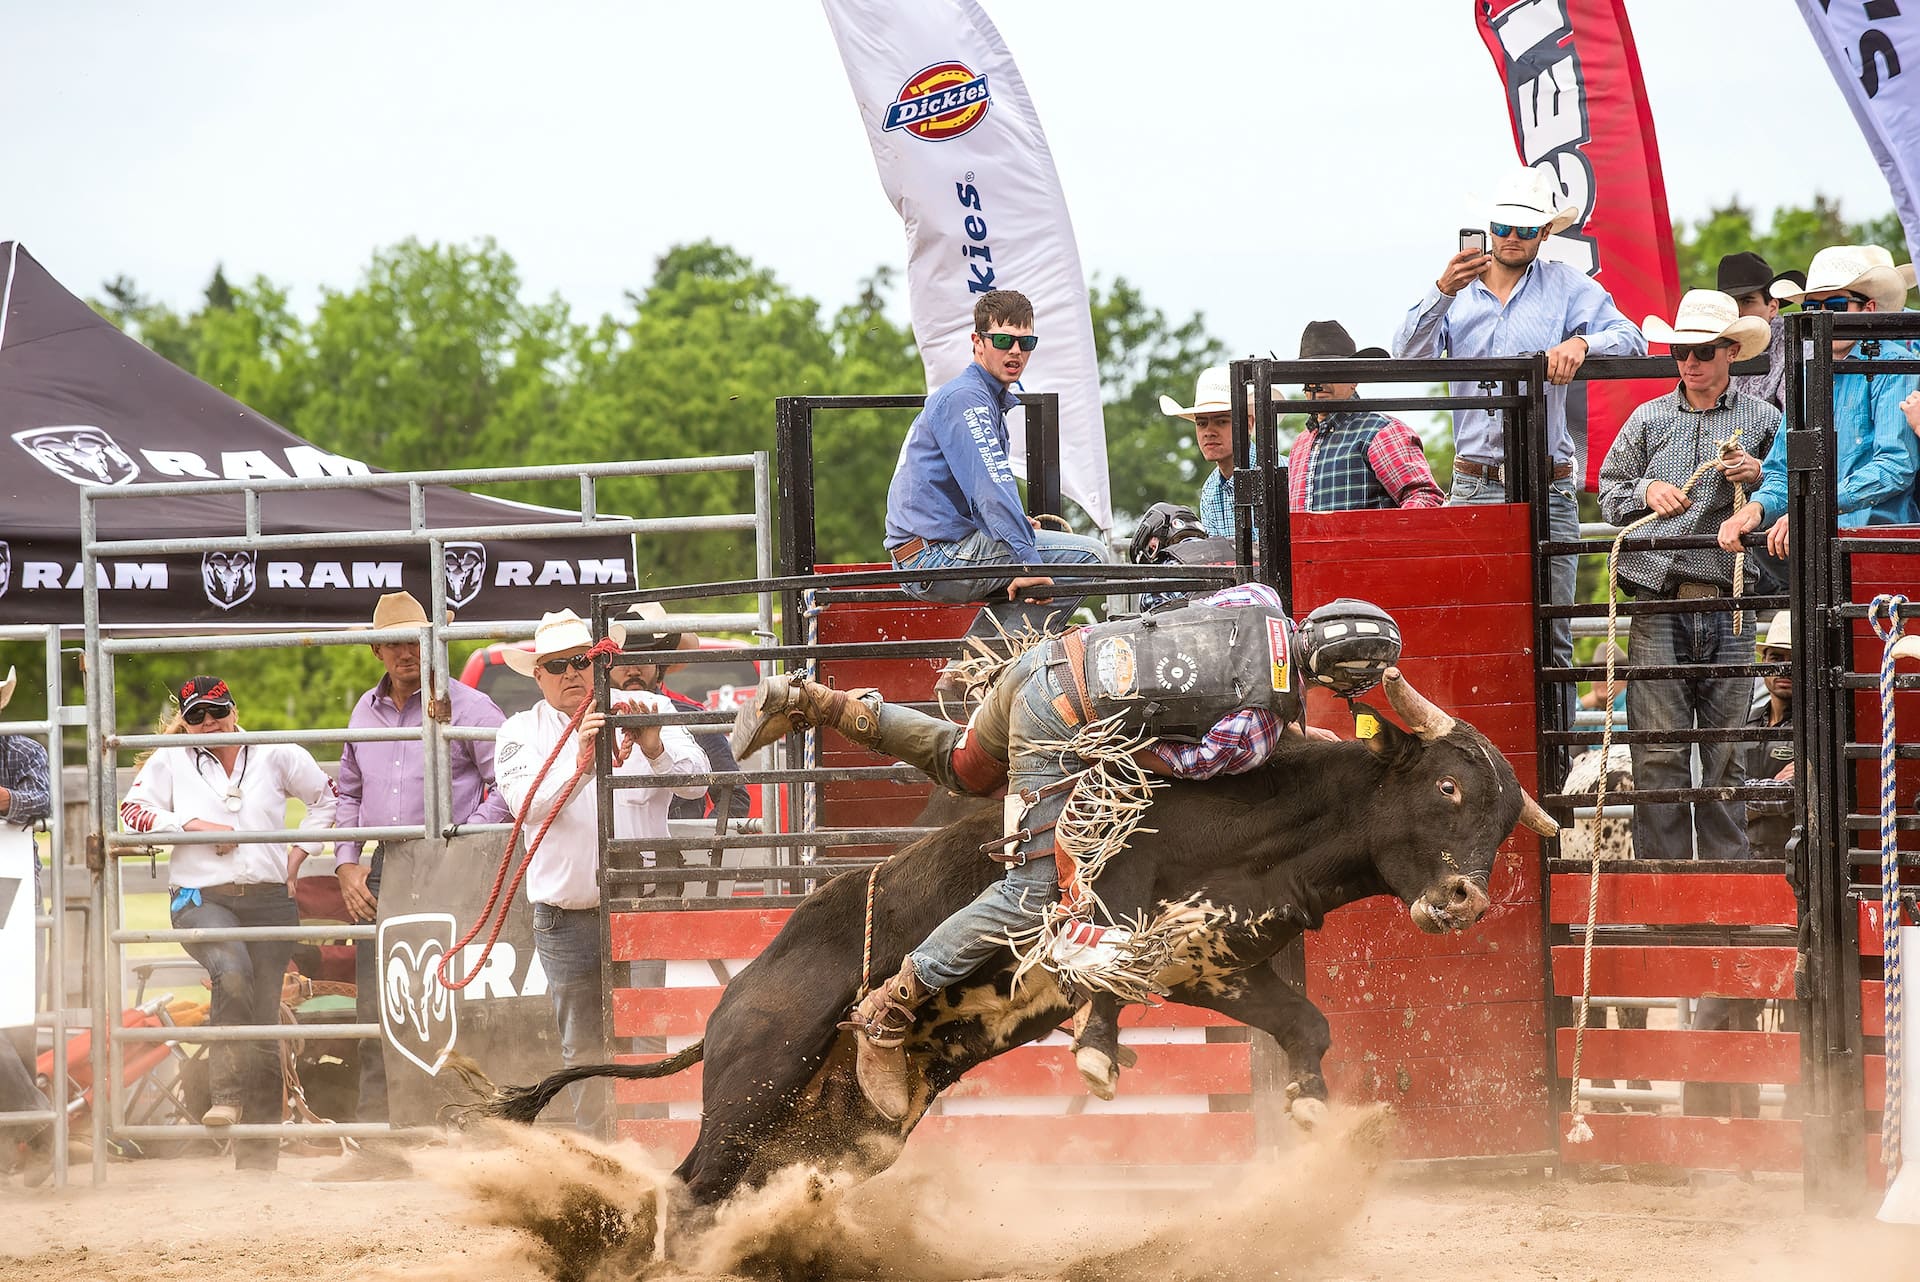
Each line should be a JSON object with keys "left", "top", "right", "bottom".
{"left": 609, "top": 600, "right": 700, "bottom": 654}
{"left": 0, "top": 666, "right": 14, "bottom": 712}
{"left": 1159, "top": 366, "right": 1232, "bottom": 421}
{"left": 1770, "top": 244, "right": 1917, "bottom": 313}
{"left": 1642, "top": 290, "right": 1772, "bottom": 363}
{"left": 1487, "top": 168, "right": 1581, "bottom": 236}
{"left": 502, "top": 609, "right": 595, "bottom": 677}
{"left": 1761, "top": 610, "right": 1793, "bottom": 653}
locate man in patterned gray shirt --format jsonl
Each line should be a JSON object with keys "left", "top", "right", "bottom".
{"left": 1598, "top": 291, "right": 1781, "bottom": 861}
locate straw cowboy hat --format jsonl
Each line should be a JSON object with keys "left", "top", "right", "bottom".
{"left": 0, "top": 666, "right": 14, "bottom": 712}
{"left": 358, "top": 590, "right": 449, "bottom": 630}
{"left": 1761, "top": 611, "right": 1793, "bottom": 653}
{"left": 1643, "top": 290, "right": 1772, "bottom": 362}
{"left": 1770, "top": 244, "right": 1917, "bottom": 313}
{"left": 609, "top": 600, "right": 700, "bottom": 654}
{"left": 1486, "top": 168, "right": 1581, "bottom": 236}
{"left": 502, "top": 609, "right": 595, "bottom": 677}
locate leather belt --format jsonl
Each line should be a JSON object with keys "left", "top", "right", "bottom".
{"left": 1051, "top": 630, "right": 1094, "bottom": 728}
{"left": 1454, "top": 458, "right": 1574, "bottom": 484}
{"left": 194, "top": 882, "right": 287, "bottom": 898}
{"left": 890, "top": 536, "right": 930, "bottom": 562}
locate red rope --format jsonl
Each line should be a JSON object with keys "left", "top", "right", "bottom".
{"left": 437, "top": 637, "right": 624, "bottom": 990}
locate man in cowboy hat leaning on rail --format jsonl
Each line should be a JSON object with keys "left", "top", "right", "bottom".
{"left": 493, "top": 609, "right": 708, "bottom": 1133}
{"left": 1597, "top": 290, "right": 1779, "bottom": 862}
{"left": 1720, "top": 244, "right": 1920, "bottom": 558}
{"left": 1393, "top": 168, "right": 1647, "bottom": 720}
{"left": 1287, "top": 320, "right": 1444, "bottom": 513}
{"left": 324, "top": 591, "right": 511, "bottom": 1181}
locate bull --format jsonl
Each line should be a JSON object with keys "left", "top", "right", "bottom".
{"left": 478, "top": 670, "right": 1554, "bottom": 1212}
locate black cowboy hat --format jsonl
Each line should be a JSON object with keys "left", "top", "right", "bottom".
{"left": 1716, "top": 251, "right": 1776, "bottom": 297}
{"left": 1299, "top": 319, "right": 1388, "bottom": 361}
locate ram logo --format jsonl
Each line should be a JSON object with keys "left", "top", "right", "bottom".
{"left": 443, "top": 542, "right": 487, "bottom": 609}
{"left": 378, "top": 913, "right": 459, "bottom": 1075}
{"left": 13, "top": 425, "right": 141, "bottom": 488}
{"left": 200, "top": 549, "right": 257, "bottom": 611}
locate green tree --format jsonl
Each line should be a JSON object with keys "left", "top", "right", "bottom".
{"left": 1673, "top": 196, "right": 1909, "bottom": 288}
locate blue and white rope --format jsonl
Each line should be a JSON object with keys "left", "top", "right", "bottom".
{"left": 801, "top": 588, "right": 824, "bottom": 863}
{"left": 1869, "top": 592, "right": 1910, "bottom": 1182}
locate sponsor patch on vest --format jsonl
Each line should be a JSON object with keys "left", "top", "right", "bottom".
{"left": 1155, "top": 651, "right": 1200, "bottom": 695}
{"left": 1093, "top": 635, "right": 1138, "bottom": 699}
{"left": 1267, "top": 617, "right": 1292, "bottom": 691}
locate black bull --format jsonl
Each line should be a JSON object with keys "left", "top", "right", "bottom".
{"left": 479, "top": 683, "right": 1552, "bottom": 1205}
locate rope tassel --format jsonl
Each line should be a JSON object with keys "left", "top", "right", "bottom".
{"left": 1870, "top": 593, "right": 1911, "bottom": 1184}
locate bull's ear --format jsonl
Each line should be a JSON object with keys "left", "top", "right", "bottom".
{"left": 1361, "top": 714, "right": 1420, "bottom": 767}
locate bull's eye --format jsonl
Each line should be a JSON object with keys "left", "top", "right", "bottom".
{"left": 1437, "top": 777, "right": 1461, "bottom": 802}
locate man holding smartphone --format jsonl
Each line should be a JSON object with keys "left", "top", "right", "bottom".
{"left": 1392, "top": 168, "right": 1646, "bottom": 710}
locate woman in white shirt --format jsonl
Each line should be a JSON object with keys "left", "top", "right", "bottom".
{"left": 119, "top": 675, "right": 337, "bottom": 1171}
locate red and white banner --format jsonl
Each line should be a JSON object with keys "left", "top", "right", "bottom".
{"left": 821, "top": 0, "right": 1112, "bottom": 529}
{"left": 1475, "top": 0, "right": 1680, "bottom": 490}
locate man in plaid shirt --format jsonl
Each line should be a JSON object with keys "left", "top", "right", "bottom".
{"left": 1287, "top": 321, "right": 1444, "bottom": 513}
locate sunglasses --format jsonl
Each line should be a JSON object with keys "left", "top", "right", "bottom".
{"left": 1488, "top": 222, "right": 1542, "bottom": 240}
{"left": 541, "top": 655, "right": 594, "bottom": 675}
{"left": 184, "top": 703, "right": 234, "bottom": 725}
{"left": 1670, "top": 341, "right": 1732, "bottom": 363}
{"left": 977, "top": 332, "right": 1040, "bottom": 352}
{"left": 1800, "top": 294, "right": 1865, "bottom": 312}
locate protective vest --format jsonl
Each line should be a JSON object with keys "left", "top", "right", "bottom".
{"left": 1158, "top": 536, "right": 1236, "bottom": 566}
{"left": 1070, "top": 604, "right": 1304, "bottom": 742}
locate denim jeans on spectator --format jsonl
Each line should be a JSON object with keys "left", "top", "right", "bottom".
{"left": 172, "top": 887, "right": 299, "bottom": 1170}
{"left": 350, "top": 848, "right": 388, "bottom": 1123}
{"left": 910, "top": 647, "right": 1080, "bottom": 989}
{"left": 1625, "top": 606, "right": 1751, "bottom": 861}
{"left": 1448, "top": 473, "right": 1579, "bottom": 727}
{"left": 531, "top": 903, "right": 607, "bottom": 1135}
{"left": 897, "top": 528, "right": 1109, "bottom": 641}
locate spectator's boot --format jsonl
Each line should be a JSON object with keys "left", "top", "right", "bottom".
{"left": 728, "top": 676, "right": 882, "bottom": 759}
{"left": 842, "top": 957, "right": 931, "bottom": 1122}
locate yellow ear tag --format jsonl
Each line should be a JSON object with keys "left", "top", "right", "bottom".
{"left": 1353, "top": 709, "right": 1380, "bottom": 740}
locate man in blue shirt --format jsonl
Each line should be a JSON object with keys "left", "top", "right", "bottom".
{"left": 1393, "top": 168, "right": 1646, "bottom": 716}
{"left": 1718, "top": 245, "right": 1920, "bottom": 557}
{"left": 885, "top": 290, "right": 1108, "bottom": 645}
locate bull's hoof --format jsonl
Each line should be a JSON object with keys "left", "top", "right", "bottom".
{"left": 1074, "top": 1045, "right": 1118, "bottom": 1100}
{"left": 854, "top": 1039, "right": 912, "bottom": 1122}
{"left": 1289, "top": 1096, "right": 1329, "bottom": 1131}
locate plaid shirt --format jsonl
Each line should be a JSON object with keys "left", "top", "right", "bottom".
{"left": 1146, "top": 582, "right": 1287, "bottom": 779}
{"left": 1597, "top": 384, "right": 1782, "bottom": 592}
{"left": 1287, "top": 408, "right": 1444, "bottom": 512}
{"left": 0, "top": 734, "right": 51, "bottom": 827}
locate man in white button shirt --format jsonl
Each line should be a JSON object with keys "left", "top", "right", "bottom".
{"left": 493, "top": 610, "right": 707, "bottom": 1133}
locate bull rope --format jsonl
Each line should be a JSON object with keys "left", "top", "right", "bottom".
{"left": 436, "top": 637, "right": 624, "bottom": 993}
{"left": 1565, "top": 432, "right": 1746, "bottom": 1145}
{"left": 1869, "top": 593, "right": 1912, "bottom": 1182}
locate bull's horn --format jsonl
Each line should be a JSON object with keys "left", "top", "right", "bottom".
{"left": 1381, "top": 667, "right": 1456, "bottom": 742}
{"left": 1518, "top": 791, "right": 1560, "bottom": 837}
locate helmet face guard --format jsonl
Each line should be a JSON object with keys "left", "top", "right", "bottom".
{"left": 1129, "top": 502, "right": 1209, "bottom": 565}
{"left": 1298, "top": 598, "right": 1404, "bottom": 698}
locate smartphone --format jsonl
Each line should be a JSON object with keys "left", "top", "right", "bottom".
{"left": 1459, "top": 228, "right": 1488, "bottom": 256}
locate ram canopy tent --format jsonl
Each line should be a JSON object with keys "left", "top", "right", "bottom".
{"left": 0, "top": 242, "right": 631, "bottom": 627}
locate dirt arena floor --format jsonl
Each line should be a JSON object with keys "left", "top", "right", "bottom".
{"left": 8, "top": 1111, "right": 1917, "bottom": 1282}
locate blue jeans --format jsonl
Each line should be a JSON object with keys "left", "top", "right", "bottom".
{"left": 172, "top": 887, "right": 298, "bottom": 1169}
{"left": 1626, "top": 606, "right": 1751, "bottom": 861}
{"left": 531, "top": 903, "right": 607, "bottom": 1134}
{"left": 897, "top": 528, "right": 1109, "bottom": 640}
{"left": 910, "top": 646, "right": 1082, "bottom": 989}
{"left": 1449, "top": 473, "right": 1579, "bottom": 727}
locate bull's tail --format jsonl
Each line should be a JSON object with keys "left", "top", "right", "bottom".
{"left": 477, "top": 1041, "right": 705, "bottom": 1125}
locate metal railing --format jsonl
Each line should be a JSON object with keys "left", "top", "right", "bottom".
{"left": 76, "top": 454, "right": 773, "bottom": 1183}
{"left": 0, "top": 624, "right": 73, "bottom": 1186}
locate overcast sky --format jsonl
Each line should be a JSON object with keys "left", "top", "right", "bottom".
{"left": 4, "top": 2, "right": 1898, "bottom": 396}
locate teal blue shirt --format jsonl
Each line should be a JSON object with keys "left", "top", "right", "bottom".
{"left": 1752, "top": 340, "right": 1920, "bottom": 527}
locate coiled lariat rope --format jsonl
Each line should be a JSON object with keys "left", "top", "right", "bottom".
{"left": 438, "top": 636, "right": 625, "bottom": 991}
{"left": 1566, "top": 432, "right": 1746, "bottom": 1145}
{"left": 1869, "top": 593, "right": 1912, "bottom": 1182}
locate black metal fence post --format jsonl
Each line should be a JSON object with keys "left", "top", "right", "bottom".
{"left": 1021, "top": 391, "right": 1064, "bottom": 520}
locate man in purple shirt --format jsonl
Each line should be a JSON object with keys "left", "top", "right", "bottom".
{"left": 323, "top": 592, "right": 507, "bottom": 1181}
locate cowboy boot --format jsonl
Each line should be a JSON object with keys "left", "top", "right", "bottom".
{"left": 844, "top": 956, "right": 931, "bottom": 1121}
{"left": 729, "top": 675, "right": 881, "bottom": 759}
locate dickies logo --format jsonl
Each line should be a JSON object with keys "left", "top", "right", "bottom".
{"left": 443, "top": 542, "right": 487, "bottom": 609}
{"left": 13, "top": 426, "right": 141, "bottom": 488}
{"left": 201, "top": 550, "right": 257, "bottom": 611}
{"left": 883, "top": 61, "right": 991, "bottom": 141}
